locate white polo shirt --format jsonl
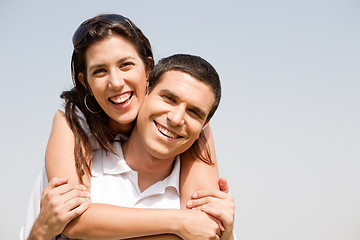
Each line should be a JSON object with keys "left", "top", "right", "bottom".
{"left": 20, "top": 141, "right": 180, "bottom": 240}
{"left": 90, "top": 141, "right": 180, "bottom": 209}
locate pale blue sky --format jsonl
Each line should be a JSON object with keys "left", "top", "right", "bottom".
{"left": 1, "top": 0, "right": 359, "bottom": 239}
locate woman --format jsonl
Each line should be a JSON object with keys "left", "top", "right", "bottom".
{"left": 23, "top": 14, "right": 232, "bottom": 239}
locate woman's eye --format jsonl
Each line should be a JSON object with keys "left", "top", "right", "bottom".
{"left": 120, "top": 62, "right": 134, "bottom": 70}
{"left": 93, "top": 69, "right": 106, "bottom": 76}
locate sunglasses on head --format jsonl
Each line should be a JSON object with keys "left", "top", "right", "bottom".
{"left": 72, "top": 14, "right": 134, "bottom": 48}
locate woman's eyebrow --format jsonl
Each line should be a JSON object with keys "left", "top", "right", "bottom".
{"left": 88, "top": 64, "right": 105, "bottom": 72}
{"left": 88, "top": 56, "right": 135, "bottom": 72}
{"left": 116, "top": 56, "right": 136, "bottom": 64}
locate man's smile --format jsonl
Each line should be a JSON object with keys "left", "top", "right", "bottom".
{"left": 154, "top": 121, "right": 181, "bottom": 139}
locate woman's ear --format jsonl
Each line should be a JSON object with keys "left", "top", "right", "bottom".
{"left": 78, "top": 73, "right": 86, "bottom": 88}
{"left": 78, "top": 73, "right": 93, "bottom": 95}
{"left": 145, "top": 57, "right": 154, "bottom": 78}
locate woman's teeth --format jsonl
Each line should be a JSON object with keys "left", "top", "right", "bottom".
{"left": 109, "top": 92, "right": 131, "bottom": 104}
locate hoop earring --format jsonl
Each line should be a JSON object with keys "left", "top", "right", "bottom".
{"left": 146, "top": 82, "right": 149, "bottom": 94}
{"left": 84, "top": 93, "right": 101, "bottom": 114}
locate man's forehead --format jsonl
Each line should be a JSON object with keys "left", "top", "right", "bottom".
{"left": 155, "top": 70, "right": 198, "bottom": 88}
{"left": 154, "top": 70, "right": 213, "bottom": 95}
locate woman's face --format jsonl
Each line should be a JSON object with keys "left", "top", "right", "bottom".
{"left": 81, "top": 34, "right": 150, "bottom": 132}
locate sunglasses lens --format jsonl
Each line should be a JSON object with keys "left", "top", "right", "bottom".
{"left": 101, "top": 14, "right": 127, "bottom": 23}
{"left": 72, "top": 14, "right": 127, "bottom": 47}
{"left": 72, "top": 24, "right": 89, "bottom": 47}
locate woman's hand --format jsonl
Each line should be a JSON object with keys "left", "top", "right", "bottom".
{"left": 29, "top": 177, "right": 90, "bottom": 240}
{"left": 176, "top": 209, "right": 221, "bottom": 240}
{"left": 186, "top": 177, "right": 235, "bottom": 240}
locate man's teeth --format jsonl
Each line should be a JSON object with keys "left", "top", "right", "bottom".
{"left": 109, "top": 93, "right": 131, "bottom": 103}
{"left": 157, "top": 124, "right": 179, "bottom": 139}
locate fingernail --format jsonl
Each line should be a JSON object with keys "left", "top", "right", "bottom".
{"left": 187, "top": 201, "right": 192, "bottom": 207}
{"left": 192, "top": 192, "right": 198, "bottom": 198}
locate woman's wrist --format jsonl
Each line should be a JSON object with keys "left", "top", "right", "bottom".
{"left": 167, "top": 209, "right": 185, "bottom": 237}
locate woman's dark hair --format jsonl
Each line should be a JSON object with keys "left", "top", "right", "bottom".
{"left": 61, "top": 14, "right": 154, "bottom": 183}
{"left": 147, "top": 54, "right": 221, "bottom": 164}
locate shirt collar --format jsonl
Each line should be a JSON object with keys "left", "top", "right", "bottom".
{"left": 159, "top": 155, "right": 180, "bottom": 195}
{"left": 92, "top": 141, "right": 132, "bottom": 176}
{"left": 136, "top": 155, "right": 180, "bottom": 199}
{"left": 91, "top": 141, "right": 180, "bottom": 195}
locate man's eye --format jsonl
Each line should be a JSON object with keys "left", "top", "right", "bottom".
{"left": 163, "top": 95, "right": 176, "bottom": 103}
{"left": 188, "top": 109, "right": 201, "bottom": 119}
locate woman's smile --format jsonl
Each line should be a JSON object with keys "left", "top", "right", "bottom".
{"left": 108, "top": 92, "right": 134, "bottom": 110}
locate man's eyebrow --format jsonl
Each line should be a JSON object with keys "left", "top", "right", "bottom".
{"left": 160, "top": 89, "right": 179, "bottom": 99}
{"left": 160, "top": 89, "right": 207, "bottom": 119}
{"left": 191, "top": 106, "right": 207, "bottom": 120}
{"left": 88, "top": 56, "right": 135, "bottom": 72}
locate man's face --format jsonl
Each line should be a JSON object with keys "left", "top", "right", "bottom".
{"left": 136, "top": 70, "right": 215, "bottom": 159}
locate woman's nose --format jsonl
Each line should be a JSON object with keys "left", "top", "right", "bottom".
{"left": 108, "top": 70, "right": 125, "bottom": 89}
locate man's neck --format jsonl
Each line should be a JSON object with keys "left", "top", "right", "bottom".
{"left": 122, "top": 126, "right": 176, "bottom": 192}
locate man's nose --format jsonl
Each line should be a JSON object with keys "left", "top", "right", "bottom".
{"left": 167, "top": 105, "right": 186, "bottom": 126}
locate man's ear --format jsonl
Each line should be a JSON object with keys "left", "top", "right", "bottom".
{"left": 196, "top": 120, "right": 210, "bottom": 140}
{"left": 202, "top": 119, "right": 211, "bottom": 131}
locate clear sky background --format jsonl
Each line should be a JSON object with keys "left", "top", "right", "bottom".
{"left": 1, "top": 0, "right": 359, "bottom": 239}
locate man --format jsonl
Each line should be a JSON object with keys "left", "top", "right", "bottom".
{"left": 25, "top": 54, "right": 235, "bottom": 240}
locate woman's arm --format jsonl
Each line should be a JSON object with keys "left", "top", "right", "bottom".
{"left": 27, "top": 178, "right": 90, "bottom": 240}
{"left": 42, "top": 111, "right": 220, "bottom": 239}
{"left": 180, "top": 124, "right": 220, "bottom": 209}
{"left": 45, "top": 110, "right": 87, "bottom": 186}
{"left": 26, "top": 110, "right": 90, "bottom": 239}
{"left": 64, "top": 204, "right": 220, "bottom": 240}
